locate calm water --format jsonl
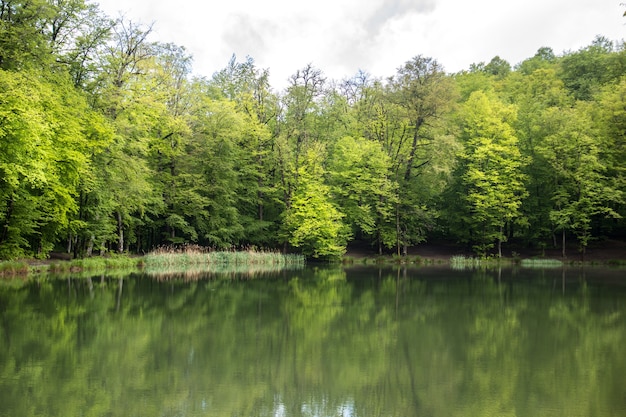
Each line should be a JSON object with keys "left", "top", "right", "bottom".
{"left": 1, "top": 265, "right": 626, "bottom": 417}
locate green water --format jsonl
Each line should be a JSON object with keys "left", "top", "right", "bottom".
{"left": 1, "top": 266, "right": 625, "bottom": 417}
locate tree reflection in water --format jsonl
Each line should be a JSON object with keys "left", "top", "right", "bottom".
{"left": 0, "top": 265, "right": 625, "bottom": 417}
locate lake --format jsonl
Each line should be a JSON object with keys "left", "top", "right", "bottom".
{"left": 1, "top": 265, "right": 625, "bottom": 417}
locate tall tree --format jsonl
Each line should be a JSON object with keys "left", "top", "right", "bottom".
{"left": 0, "top": 0, "right": 53, "bottom": 69}
{"left": 328, "top": 136, "right": 398, "bottom": 253}
{"left": 502, "top": 68, "right": 572, "bottom": 246}
{"left": 559, "top": 36, "right": 626, "bottom": 101}
{"left": 210, "top": 56, "right": 281, "bottom": 245}
{"left": 386, "top": 56, "right": 457, "bottom": 254}
{"left": 277, "top": 64, "right": 327, "bottom": 209}
{"left": 538, "top": 104, "right": 622, "bottom": 258}
{"left": 282, "top": 144, "right": 349, "bottom": 259}
{"left": 86, "top": 18, "right": 162, "bottom": 253}
{"left": 0, "top": 69, "right": 104, "bottom": 258}
{"left": 189, "top": 96, "right": 248, "bottom": 248}
{"left": 457, "top": 91, "right": 527, "bottom": 257}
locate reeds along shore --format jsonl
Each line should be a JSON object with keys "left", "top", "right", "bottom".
{"left": 140, "top": 246, "right": 306, "bottom": 269}
{"left": 0, "top": 247, "right": 305, "bottom": 278}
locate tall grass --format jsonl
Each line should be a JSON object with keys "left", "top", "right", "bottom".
{"left": 47, "top": 256, "right": 141, "bottom": 274}
{"left": 519, "top": 258, "right": 563, "bottom": 268}
{"left": 449, "top": 255, "right": 484, "bottom": 270}
{"left": 145, "top": 263, "right": 303, "bottom": 281}
{"left": 142, "top": 245, "right": 305, "bottom": 271}
{"left": 0, "top": 261, "right": 29, "bottom": 276}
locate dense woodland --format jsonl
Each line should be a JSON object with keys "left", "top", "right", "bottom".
{"left": 1, "top": 0, "right": 626, "bottom": 260}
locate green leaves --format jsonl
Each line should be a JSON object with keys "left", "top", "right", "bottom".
{"left": 283, "top": 145, "right": 350, "bottom": 259}
{"left": 0, "top": 69, "right": 98, "bottom": 257}
{"left": 458, "top": 91, "right": 528, "bottom": 256}
{"left": 329, "top": 136, "right": 397, "bottom": 248}
{"left": 2, "top": 4, "right": 626, "bottom": 259}
{"left": 537, "top": 103, "right": 621, "bottom": 254}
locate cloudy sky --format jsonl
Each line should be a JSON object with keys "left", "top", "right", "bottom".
{"left": 94, "top": 0, "right": 625, "bottom": 89}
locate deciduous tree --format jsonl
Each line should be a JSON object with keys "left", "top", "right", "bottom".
{"left": 457, "top": 91, "right": 527, "bottom": 257}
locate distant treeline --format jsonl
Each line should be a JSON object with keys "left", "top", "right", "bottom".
{"left": 1, "top": 0, "right": 625, "bottom": 259}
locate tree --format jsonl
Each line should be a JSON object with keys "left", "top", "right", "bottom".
{"left": 328, "top": 136, "right": 398, "bottom": 253}
{"left": 457, "top": 91, "right": 527, "bottom": 257}
{"left": 85, "top": 18, "right": 163, "bottom": 253}
{"left": 58, "top": 4, "right": 114, "bottom": 89}
{"left": 517, "top": 47, "right": 557, "bottom": 75}
{"left": 595, "top": 78, "right": 626, "bottom": 237}
{"left": 559, "top": 36, "right": 626, "bottom": 101}
{"left": 470, "top": 56, "right": 511, "bottom": 79}
{"left": 276, "top": 64, "right": 327, "bottom": 208}
{"left": 0, "top": 69, "right": 101, "bottom": 258}
{"left": 385, "top": 56, "right": 457, "bottom": 254}
{"left": 209, "top": 55, "right": 281, "bottom": 246}
{"left": 0, "top": 0, "right": 53, "bottom": 70}
{"left": 537, "top": 104, "right": 622, "bottom": 258}
{"left": 502, "top": 67, "right": 572, "bottom": 246}
{"left": 282, "top": 144, "right": 349, "bottom": 259}
{"left": 188, "top": 96, "right": 248, "bottom": 248}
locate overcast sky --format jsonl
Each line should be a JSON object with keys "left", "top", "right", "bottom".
{"left": 94, "top": 0, "right": 625, "bottom": 89}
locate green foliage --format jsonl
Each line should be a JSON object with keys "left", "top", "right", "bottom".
{"left": 0, "top": 1, "right": 625, "bottom": 259}
{"left": 282, "top": 145, "right": 350, "bottom": 259}
{"left": 537, "top": 103, "right": 622, "bottom": 255}
{"left": 501, "top": 68, "right": 572, "bottom": 244}
{"left": 329, "top": 136, "right": 397, "bottom": 247}
{"left": 0, "top": 69, "right": 98, "bottom": 258}
{"left": 0, "top": 0, "right": 54, "bottom": 70}
{"left": 559, "top": 36, "right": 626, "bottom": 100}
{"left": 457, "top": 91, "right": 528, "bottom": 256}
{"left": 516, "top": 46, "right": 557, "bottom": 75}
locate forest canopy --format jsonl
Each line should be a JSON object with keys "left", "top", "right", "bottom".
{"left": 0, "top": 0, "right": 625, "bottom": 260}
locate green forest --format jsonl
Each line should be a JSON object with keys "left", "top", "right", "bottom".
{"left": 1, "top": 0, "right": 625, "bottom": 260}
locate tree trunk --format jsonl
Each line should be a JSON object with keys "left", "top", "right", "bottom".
{"left": 562, "top": 229, "right": 566, "bottom": 259}
{"left": 258, "top": 162, "right": 264, "bottom": 221}
{"left": 117, "top": 211, "right": 124, "bottom": 253}
{"left": 396, "top": 205, "right": 401, "bottom": 256}
{"left": 404, "top": 118, "right": 425, "bottom": 182}
{"left": 580, "top": 241, "right": 586, "bottom": 262}
{"left": 73, "top": 235, "right": 79, "bottom": 259}
{"left": 0, "top": 194, "right": 14, "bottom": 244}
{"left": 86, "top": 234, "right": 94, "bottom": 257}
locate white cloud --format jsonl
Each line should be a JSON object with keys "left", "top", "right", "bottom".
{"left": 94, "top": 0, "right": 626, "bottom": 90}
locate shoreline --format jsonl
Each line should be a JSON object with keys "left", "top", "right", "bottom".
{"left": 344, "top": 239, "right": 626, "bottom": 263}
{"left": 1, "top": 239, "right": 625, "bottom": 279}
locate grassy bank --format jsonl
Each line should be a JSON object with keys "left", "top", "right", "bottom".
{"left": 0, "top": 261, "right": 30, "bottom": 277}
{"left": 22, "top": 255, "right": 142, "bottom": 277}
{"left": 0, "top": 247, "right": 306, "bottom": 279}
